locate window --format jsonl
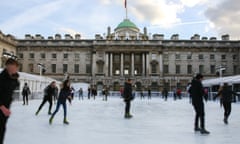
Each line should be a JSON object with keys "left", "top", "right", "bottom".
{"left": 187, "top": 54, "right": 192, "bottom": 60}
{"left": 151, "top": 64, "right": 157, "bottom": 73}
{"left": 210, "top": 65, "right": 215, "bottom": 74}
{"left": 210, "top": 54, "right": 215, "bottom": 60}
{"left": 163, "top": 54, "right": 168, "bottom": 59}
{"left": 18, "top": 53, "right": 23, "bottom": 59}
{"left": 233, "top": 55, "right": 237, "bottom": 61}
{"left": 198, "top": 54, "right": 203, "bottom": 60}
{"left": 63, "top": 64, "right": 68, "bottom": 73}
{"left": 175, "top": 54, "right": 180, "bottom": 60}
{"left": 75, "top": 53, "right": 80, "bottom": 59}
{"left": 187, "top": 65, "right": 192, "bottom": 74}
{"left": 221, "top": 55, "right": 226, "bottom": 60}
{"left": 29, "top": 64, "right": 34, "bottom": 72}
{"left": 40, "top": 53, "right": 45, "bottom": 59}
{"left": 163, "top": 65, "right": 169, "bottom": 74}
{"left": 234, "top": 65, "right": 238, "bottom": 75}
{"left": 52, "top": 53, "right": 57, "bottom": 59}
{"left": 86, "top": 64, "right": 91, "bottom": 74}
{"left": 29, "top": 53, "right": 34, "bottom": 59}
{"left": 74, "top": 64, "right": 79, "bottom": 73}
{"left": 199, "top": 65, "right": 204, "bottom": 73}
{"left": 51, "top": 64, "right": 56, "bottom": 73}
{"left": 63, "top": 53, "right": 68, "bottom": 59}
{"left": 176, "top": 65, "right": 180, "bottom": 74}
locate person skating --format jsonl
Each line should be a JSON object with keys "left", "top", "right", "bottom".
{"left": 0, "top": 58, "right": 20, "bottom": 144}
{"left": 214, "top": 83, "right": 239, "bottom": 124}
{"left": 189, "top": 73, "right": 210, "bottom": 134}
{"left": 35, "top": 81, "right": 56, "bottom": 115}
{"left": 22, "top": 82, "right": 31, "bottom": 105}
{"left": 123, "top": 78, "right": 134, "bottom": 119}
{"left": 49, "top": 80, "right": 72, "bottom": 125}
{"left": 78, "top": 88, "right": 83, "bottom": 100}
{"left": 162, "top": 87, "right": 168, "bottom": 101}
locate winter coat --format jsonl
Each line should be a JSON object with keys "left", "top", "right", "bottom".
{"left": 58, "top": 88, "right": 71, "bottom": 103}
{"left": 216, "top": 87, "right": 237, "bottom": 103}
{"left": 123, "top": 82, "right": 133, "bottom": 102}
{"left": 22, "top": 85, "right": 30, "bottom": 96}
{"left": 43, "top": 85, "right": 55, "bottom": 100}
{"left": 189, "top": 79, "right": 206, "bottom": 105}
{"left": 0, "top": 69, "right": 19, "bottom": 108}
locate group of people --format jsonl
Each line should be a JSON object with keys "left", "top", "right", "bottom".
{"left": 1, "top": 58, "right": 240, "bottom": 143}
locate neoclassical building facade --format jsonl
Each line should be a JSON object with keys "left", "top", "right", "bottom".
{"left": 1, "top": 19, "right": 240, "bottom": 91}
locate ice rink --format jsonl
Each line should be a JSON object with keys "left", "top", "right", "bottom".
{"left": 5, "top": 97, "right": 240, "bottom": 144}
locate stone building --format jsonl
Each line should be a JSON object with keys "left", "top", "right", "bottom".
{"left": 1, "top": 19, "right": 240, "bottom": 91}
{"left": 0, "top": 31, "right": 17, "bottom": 67}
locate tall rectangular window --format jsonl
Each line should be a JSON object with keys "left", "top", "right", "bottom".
{"left": 40, "top": 53, "right": 46, "bottom": 59}
{"left": 64, "top": 53, "right": 68, "bottom": 59}
{"left": 63, "top": 64, "right": 68, "bottom": 73}
{"left": 18, "top": 53, "right": 24, "bottom": 59}
{"left": 163, "top": 65, "right": 169, "bottom": 74}
{"left": 176, "top": 65, "right": 180, "bottom": 74}
{"left": 210, "top": 65, "right": 215, "bottom": 74}
{"left": 198, "top": 54, "right": 203, "bottom": 60}
{"left": 199, "top": 65, "right": 204, "bottom": 73}
{"left": 187, "top": 65, "right": 192, "bottom": 74}
{"left": 29, "top": 64, "right": 34, "bottom": 72}
{"left": 175, "top": 54, "right": 180, "bottom": 60}
{"left": 210, "top": 54, "right": 215, "bottom": 60}
{"left": 74, "top": 64, "right": 79, "bottom": 73}
{"left": 233, "top": 55, "right": 237, "bottom": 61}
{"left": 29, "top": 53, "right": 34, "bottom": 59}
{"left": 51, "top": 64, "right": 56, "bottom": 73}
{"left": 234, "top": 65, "right": 238, "bottom": 74}
{"left": 187, "top": 54, "right": 192, "bottom": 60}
{"left": 86, "top": 64, "right": 91, "bottom": 74}
{"left": 52, "top": 53, "right": 57, "bottom": 59}
{"left": 221, "top": 55, "right": 226, "bottom": 60}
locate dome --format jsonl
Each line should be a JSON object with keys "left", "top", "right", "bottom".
{"left": 114, "top": 19, "right": 139, "bottom": 32}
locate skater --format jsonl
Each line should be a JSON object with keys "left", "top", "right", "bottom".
{"left": 53, "top": 87, "right": 58, "bottom": 104}
{"left": 70, "top": 86, "right": 75, "bottom": 99}
{"left": 0, "top": 58, "right": 19, "bottom": 144}
{"left": 22, "top": 83, "right": 31, "bottom": 105}
{"left": 162, "top": 87, "right": 168, "bottom": 101}
{"left": 87, "top": 87, "right": 91, "bottom": 99}
{"left": 176, "top": 88, "right": 182, "bottom": 99}
{"left": 148, "top": 88, "right": 151, "bottom": 99}
{"left": 35, "top": 81, "right": 56, "bottom": 115}
{"left": 49, "top": 79, "right": 72, "bottom": 125}
{"left": 140, "top": 89, "right": 144, "bottom": 99}
{"left": 214, "top": 83, "right": 239, "bottom": 124}
{"left": 78, "top": 88, "right": 83, "bottom": 100}
{"left": 123, "top": 78, "right": 134, "bottom": 118}
{"left": 189, "top": 73, "right": 210, "bottom": 134}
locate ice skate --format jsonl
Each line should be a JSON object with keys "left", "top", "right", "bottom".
{"left": 49, "top": 116, "right": 53, "bottom": 124}
{"left": 63, "top": 118, "right": 69, "bottom": 124}
{"left": 124, "top": 113, "right": 133, "bottom": 119}
{"left": 200, "top": 129, "right": 210, "bottom": 134}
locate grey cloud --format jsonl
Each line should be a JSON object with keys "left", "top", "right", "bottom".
{"left": 205, "top": 0, "right": 240, "bottom": 39}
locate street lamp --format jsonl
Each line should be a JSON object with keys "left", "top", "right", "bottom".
{"left": 2, "top": 52, "right": 17, "bottom": 59}
{"left": 37, "top": 63, "right": 46, "bottom": 76}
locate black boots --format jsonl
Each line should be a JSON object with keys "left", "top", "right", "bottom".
{"left": 194, "top": 127, "right": 210, "bottom": 134}
{"left": 124, "top": 113, "right": 133, "bottom": 119}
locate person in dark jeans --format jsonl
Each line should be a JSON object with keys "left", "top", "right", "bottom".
{"left": 123, "top": 79, "right": 134, "bottom": 118}
{"left": 35, "top": 81, "right": 56, "bottom": 115}
{"left": 49, "top": 79, "right": 72, "bottom": 125}
{"left": 189, "top": 73, "right": 210, "bottom": 134}
{"left": 214, "top": 83, "right": 239, "bottom": 124}
{"left": 0, "top": 58, "right": 20, "bottom": 144}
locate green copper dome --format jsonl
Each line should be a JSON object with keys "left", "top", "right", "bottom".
{"left": 115, "top": 19, "right": 139, "bottom": 31}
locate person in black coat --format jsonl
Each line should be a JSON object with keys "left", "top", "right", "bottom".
{"left": 35, "top": 81, "right": 56, "bottom": 115}
{"left": 214, "top": 83, "right": 239, "bottom": 124}
{"left": 49, "top": 80, "right": 72, "bottom": 125}
{"left": 22, "top": 83, "right": 31, "bottom": 105}
{"left": 0, "top": 58, "right": 19, "bottom": 144}
{"left": 189, "top": 73, "right": 210, "bottom": 134}
{"left": 123, "top": 78, "right": 134, "bottom": 118}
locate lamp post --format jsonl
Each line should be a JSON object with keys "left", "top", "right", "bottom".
{"left": 37, "top": 63, "right": 45, "bottom": 76}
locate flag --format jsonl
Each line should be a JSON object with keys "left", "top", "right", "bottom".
{"left": 124, "top": 0, "right": 127, "bottom": 8}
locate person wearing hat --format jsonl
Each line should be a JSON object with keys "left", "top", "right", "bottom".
{"left": 189, "top": 73, "right": 210, "bottom": 134}
{"left": 0, "top": 58, "right": 20, "bottom": 143}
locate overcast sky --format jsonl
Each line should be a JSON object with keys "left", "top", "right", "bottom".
{"left": 0, "top": 0, "right": 239, "bottom": 40}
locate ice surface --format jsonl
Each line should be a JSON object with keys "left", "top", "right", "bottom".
{"left": 5, "top": 97, "right": 240, "bottom": 144}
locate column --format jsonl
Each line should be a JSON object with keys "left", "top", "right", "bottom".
{"left": 110, "top": 53, "right": 113, "bottom": 76}
{"left": 146, "top": 53, "right": 150, "bottom": 76}
{"left": 92, "top": 53, "right": 96, "bottom": 76}
{"left": 121, "top": 53, "right": 124, "bottom": 76}
{"left": 131, "top": 53, "right": 134, "bottom": 76}
{"left": 105, "top": 53, "right": 109, "bottom": 77}
{"left": 142, "top": 53, "right": 145, "bottom": 76}
{"left": 159, "top": 53, "right": 163, "bottom": 76}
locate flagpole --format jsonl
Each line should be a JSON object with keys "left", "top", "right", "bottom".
{"left": 125, "top": 0, "right": 128, "bottom": 19}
